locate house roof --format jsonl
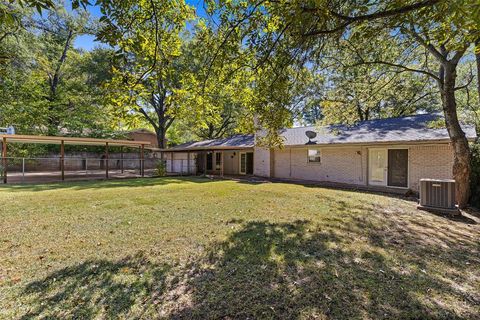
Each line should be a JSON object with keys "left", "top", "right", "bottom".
{"left": 127, "top": 128, "right": 156, "bottom": 134}
{"left": 280, "top": 114, "right": 477, "bottom": 146}
{"left": 162, "top": 114, "right": 477, "bottom": 151}
{"left": 166, "top": 134, "right": 255, "bottom": 151}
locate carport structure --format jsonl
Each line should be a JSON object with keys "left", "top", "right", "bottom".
{"left": 0, "top": 134, "right": 153, "bottom": 184}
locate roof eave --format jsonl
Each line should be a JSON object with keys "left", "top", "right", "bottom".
{"left": 283, "top": 137, "right": 477, "bottom": 147}
{"left": 159, "top": 146, "right": 254, "bottom": 152}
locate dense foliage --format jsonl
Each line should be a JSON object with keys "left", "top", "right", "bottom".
{"left": 470, "top": 142, "right": 480, "bottom": 208}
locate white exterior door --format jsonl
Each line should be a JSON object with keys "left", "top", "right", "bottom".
{"left": 239, "top": 152, "right": 247, "bottom": 175}
{"left": 369, "top": 149, "right": 387, "bottom": 186}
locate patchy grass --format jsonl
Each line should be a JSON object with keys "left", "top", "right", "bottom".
{"left": 0, "top": 177, "right": 479, "bottom": 319}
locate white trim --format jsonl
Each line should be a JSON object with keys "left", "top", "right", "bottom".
{"left": 215, "top": 152, "right": 222, "bottom": 170}
{"left": 306, "top": 148, "right": 322, "bottom": 164}
{"left": 368, "top": 148, "right": 388, "bottom": 186}
{"left": 368, "top": 147, "right": 409, "bottom": 188}
{"left": 239, "top": 152, "right": 247, "bottom": 175}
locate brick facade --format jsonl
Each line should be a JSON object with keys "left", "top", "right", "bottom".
{"left": 253, "top": 147, "right": 271, "bottom": 177}
{"left": 254, "top": 143, "right": 455, "bottom": 192}
{"left": 408, "top": 144, "right": 454, "bottom": 191}
{"left": 127, "top": 130, "right": 159, "bottom": 148}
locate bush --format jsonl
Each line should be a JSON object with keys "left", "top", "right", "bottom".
{"left": 156, "top": 160, "right": 166, "bottom": 177}
{"left": 470, "top": 142, "right": 480, "bottom": 208}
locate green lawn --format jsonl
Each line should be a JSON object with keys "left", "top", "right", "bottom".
{"left": 0, "top": 177, "right": 479, "bottom": 319}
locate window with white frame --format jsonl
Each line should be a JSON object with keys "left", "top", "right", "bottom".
{"left": 308, "top": 149, "right": 321, "bottom": 163}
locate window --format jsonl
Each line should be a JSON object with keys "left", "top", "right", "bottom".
{"left": 308, "top": 149, "right": 321, "bottom": 163}
{"left": 215, "top": 152, "right": 222, "bottom": 170}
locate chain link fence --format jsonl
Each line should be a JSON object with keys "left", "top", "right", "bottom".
{"left": 0, "top": 157, "right": 164, "bottom": 184}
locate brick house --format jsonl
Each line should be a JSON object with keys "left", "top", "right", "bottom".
{"left": 127, "top": 129, "right": 159, "bottom": 148}
{"left": 162, "top": 114, "right": 477, "bottom": 193}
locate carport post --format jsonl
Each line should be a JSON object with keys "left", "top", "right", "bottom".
{"left": 203, "top": 151, "right": 207, "bottom": 177}
{"left": 105, "top": 142, "right": 109, "bottom": 179}
{"left": 22, "top": 158, "right": 25, "bottom": 182}
{"left": 2, "top": 137, "right": 7, "bottom": 183}
{"left": 60, "top": 140, "right": 65, "bottom": 181}
{"left": 120, "top": 146, "right": 124, "bottom": 173}
{"left": 140, "top": 144, "right": 145, "bottom": 177}
{"left": 221, "top": 151, "right": 224, "bottom": 177}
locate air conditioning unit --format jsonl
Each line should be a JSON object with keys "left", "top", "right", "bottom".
{"left": 418, "top": 179, "right": 459, "bottom": 214}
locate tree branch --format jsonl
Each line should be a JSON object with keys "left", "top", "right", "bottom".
{"left": 137, "top": 105, "right": 158, "bottom": 130}
{"left": 403, "top": 26, "right": 448, "bottom": 64}
{"left": 350, "top": 60, "right": 440, "bottom": 81}
{"left": 202, "top": 0, "right": 267, "bottom": 91}
{"left": 302, "top": 0, "right": 440, "bottom": 36}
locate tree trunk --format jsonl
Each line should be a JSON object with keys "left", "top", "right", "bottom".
{"left": 475, "top": 39, "right": 480, "bottom": 101}
{"left": 441, "top": 64, "right": 471, "bottom": 208}
{"left": 155, "top": 127, "right": 166, "bottom": 149}
{"left": 356, "top": 104, "right": 365, "bottom": 121}
{"left": 47, "top": 29, "right": 74, "bottom": 135}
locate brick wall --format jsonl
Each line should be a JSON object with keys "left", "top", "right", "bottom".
{"left": 253, "top": 147, "right": 271, "bottom": 177}
{"left": 272, "top": 147, "right": 367, "bottom": 185}
{"left": 128, "top": 131, "right": 159, "bottom": 148}
{"left": 264, "top": 143, "right": 454, "bottom": 192}
{"left": 409, "top": 144, "right": 454, "bottom": 191}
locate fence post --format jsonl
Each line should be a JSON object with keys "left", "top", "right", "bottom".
{"left": 121, "top": 146, "right": 124, "bottom": 173}
{"left": 140, "top": 144, "right": 145, "bottom": 177}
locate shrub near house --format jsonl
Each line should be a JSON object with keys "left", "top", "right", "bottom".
{"left": 470, "top": 142, "right": 480, "bottom": 208}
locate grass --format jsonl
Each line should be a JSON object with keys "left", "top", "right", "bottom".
{"left": 0, "top": 177, "right": 479, "bottom": 319}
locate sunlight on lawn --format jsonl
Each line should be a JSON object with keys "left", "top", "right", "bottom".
{"left": 0, "top": 177, "right": 479, "bottom": 319}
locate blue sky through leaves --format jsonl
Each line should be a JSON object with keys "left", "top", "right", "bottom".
{"left": 71, "top": 0, "right": 207, "bottom": 50}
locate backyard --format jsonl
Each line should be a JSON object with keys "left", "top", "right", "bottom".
{"left": 0, "top": 177, "right": 479, "bottom": 319}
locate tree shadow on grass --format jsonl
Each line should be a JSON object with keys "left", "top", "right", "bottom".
{"left": 20, "top": 253, "right": 172, "bottom": 319}
{"left": 18, "top": 218, "right": 478, "bottom": 319}
{"left": 169, "top": 220, "right": 476, "bottom": 319}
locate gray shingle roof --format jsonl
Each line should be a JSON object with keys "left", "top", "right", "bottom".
{"left": 168, "top": 134, "right": 254, "bottom": 150}
{"left": 280, "top": 114, "right": 477, "bottom": 146}
{"left": 165, "top": 114, "right": 477, "bottom": 151}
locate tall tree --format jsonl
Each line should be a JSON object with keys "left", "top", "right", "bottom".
{"left": 176, "top": 22, "right": 255, "bottom": 140}
{"left": 99, "top": 0, "right": 194, "bottom": 149}
{"left": 30, "top": 4, "right": 95, "bottom": 134}
{"left": 0, "top": 5, "right": 114, "bottom": 137}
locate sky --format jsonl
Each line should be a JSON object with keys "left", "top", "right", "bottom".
{"left": 72, "top": 0, "right": 207, "bottom": 51}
